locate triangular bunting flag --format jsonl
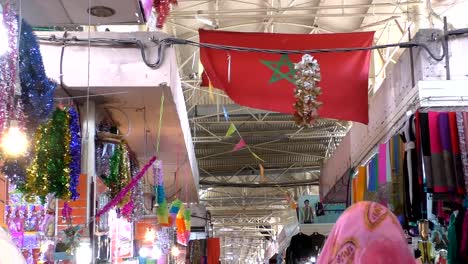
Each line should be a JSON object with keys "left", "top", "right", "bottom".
{"left": 250, "top": 150, "right": 265, "bottom": 162}
{"left": 232, "top": 138, "right": 247, "bottom": 151}
{"left": 225, "top": 123, "right": 237, "bottom": 137}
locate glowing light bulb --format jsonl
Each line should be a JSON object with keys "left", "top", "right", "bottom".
{"left": 75, "top": 242, "right": 92, "bottom": 264}
{"left": 151, "top": 246, "right": 162, "bottom": 259}
{"left": 171, "top": 246, "right": 180, "bottom": 257}
{"left": 0, "top": 8, "right": 8, "bottom": 56}
{"left": 139, "top": 247, "right": 149, "bottom": 258}
{"left": 144, "top": 228, "right": 156, "bottom": 242}
{"left": 1, "top": 124, "right": 28, "bottom": 156}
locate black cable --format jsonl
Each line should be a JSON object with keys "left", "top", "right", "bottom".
{"left": 199, "top": 180, "right": 318, "bottom": 188}
{"left": 37, "top": 27, "right": 468, "bottom": 69}
{"left": 162, "top": 37, "right": 445, "bottom": 61}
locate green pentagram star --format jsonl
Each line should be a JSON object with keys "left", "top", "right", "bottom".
{"left": 260, "top": 54, "right": 296, "bottom": 84}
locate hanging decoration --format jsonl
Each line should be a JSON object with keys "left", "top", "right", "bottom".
{"left": 18, "top": 19, "right": 56, "bottom": 130}
{"left": 22, "top": 107, "right": 81, "bottom": 202}
{"left": 67, "top": 107, "right": 81, "bottom": 200}
{"left": 176, "top": 204, "right": 188, "bottom": 246}
{"left": 128, "top": 152, "right": 145, "bottom": 222}
{"left": 61, "top": 202, "right": 72, "bottom": 225}
{"left": 293, "top": 54, "right": 322, "bottom": 127}
{"left": 156, "top": 160, "right": 170, "bottom": 225}
{"left": 169, "top": 199, "right": 182, "bottom": 225}
{"left": 232, "top": 138, "right": 247, "bottom": 152}
{"left": 153, "top": 0, "right": 178, "bottom": 29}
{"left": 183, "top": 209, "right": 191, "bottom": 241}
{"left": 103, "top": 142, "right": 131, "bottom": 203}
{"left": 46, "top": 108, "right": 70, "bottom": 199}
{"left": 2, "top": 158, "right": 28, "bottom": 186}
{"left": 0, "top": 4, "right": 19, "bottom": 135}
{"left": 96, "top": 156, "right": 157, "bottom": 218}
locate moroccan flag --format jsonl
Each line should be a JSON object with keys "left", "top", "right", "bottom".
{"left": 200, "top": 29, "right": 374, "bottom": 124}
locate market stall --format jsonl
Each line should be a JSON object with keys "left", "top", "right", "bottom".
{"left": 0, "top": 3, "right": 200, "bottom": 263}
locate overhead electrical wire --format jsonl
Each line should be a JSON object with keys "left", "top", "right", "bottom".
{"left": 36, "top": 27, "right": 468, "bottom": 70}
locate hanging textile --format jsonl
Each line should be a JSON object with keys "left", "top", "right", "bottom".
{"left": 429, "top": 112, "right": 448, "bottom": 193}
{"left": 420, "top": 113, "right": 434, "bottom": 193}
{"left": 378, "top": 143, "right": 388, "bottom": 185}
{"left": 401, "top": 114, "right": 423, "bottom": 222}
{"left": 378, "top": 143, "right": 389, "bottom": 206}
{"left": 448, "top": 212, "right": 464, "bottom": 264}
{"left": 463, "top": 112, "right": 468, "bottom": 193}
{"left": 356, "top": 166, "right": 366, "bottom": 202}
{"left": 390, "top": 134, "right": 405, "bottom": 217}
{"left": 456, "top": 113, "right": 468, "bottom": 194}
{"left": 460, "top": 210, "right": 468, "bottom": 260}
{"left": 414, "top": 112, "right": 428, "bottom": 218}
{"left": 448, "top": 112, "right": 466, "bottom": 195}
{"left": 439, "top": 113, "right": 457, "bottom": 192}
{"left": 207, "top": 238, "right": 220, "bottom": 264}
{"left": 368, "top": 155, "right": 378, "bottom": 192}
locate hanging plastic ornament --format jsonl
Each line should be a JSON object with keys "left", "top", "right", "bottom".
{"left": 293, "top": 54, "right": 322, "bottom": 127}
{"left": 67, "top": 107, "right": 81, "bottom": 200}
{"left": 153, "top": 0, "right": 178, "bottom": 28}
{"left": 18, "top": 19, "right": 57, "bottom": 131}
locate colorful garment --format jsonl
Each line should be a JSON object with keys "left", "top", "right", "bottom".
{"left": 419, "top": 113, "right": 434, "bottom": 192}
{"left": 317, "top": 201, "right": 416, "bottom": 264}
{"left": 448, "top": 112, "right": 465, "bottom": 195}
{"left": 448, "top": 212, "right": 463, "bottom": 264}
{"left": 456, "top": 113, "right": 468, "bottom": 194}
{"left": 429, "top": 112, "right": 448, "bottom": 193}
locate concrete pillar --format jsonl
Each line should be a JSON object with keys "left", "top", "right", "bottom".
{"left": 409, "top": 0, "right": 432, "bottom": 31}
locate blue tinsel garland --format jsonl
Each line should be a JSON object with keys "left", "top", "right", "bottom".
{"left": 19, "top": 19, "right": 56, "bottom": 130}
{"left": 67, "top": 107, "right": 81, "bottom": 200}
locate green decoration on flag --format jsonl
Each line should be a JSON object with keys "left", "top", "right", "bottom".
{"left": 225, "top": 123, "right": 237, "bottom": 137}
{"left": 260, "top": 54, "right": 296, "bottom": 84}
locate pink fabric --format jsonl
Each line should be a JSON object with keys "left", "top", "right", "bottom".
{"left": 317, "top": 202, "right": 416, "bottom": 264}
{"left": 378, "top": 143, "right": 387, "bottom": 185}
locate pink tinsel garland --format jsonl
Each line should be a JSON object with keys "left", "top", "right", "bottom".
{"left": 96, "top": 156, "right": 156, "bottom": 218}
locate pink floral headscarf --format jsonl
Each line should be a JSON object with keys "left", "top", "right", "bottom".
{"left": 317, "top": 201, "right": 416, "bottom": 264}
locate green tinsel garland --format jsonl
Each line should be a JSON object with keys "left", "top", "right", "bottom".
{"left": 23, "top": 108, "right": 71, "bottom": 201}
{"left": 105, "top": 143, "right": 123, "bottom": 199}
{"left": 103, "top": 142, "right": 132, "bottom": 204}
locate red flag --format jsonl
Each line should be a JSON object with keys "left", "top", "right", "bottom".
{"left": 200, "top": 29, "right": 374, "bottom": 124}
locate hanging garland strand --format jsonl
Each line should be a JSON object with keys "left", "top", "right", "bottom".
{"left": 96, "top": 157, "right": 157, "bottom": 218}
{"left": 48, "top": 108, "right": 71, "bottom": 199}
{"left": 105, "top": 144, "right": 122, "bottom": 199}
{"left": 0, "top": 4, "right": 19, "bottom": 134}
{"left": 67, "top": 107, "right": 81, "bottom": 200}
{"left": 19, "top": 19, "right": 57, "bottom": 130}
{"left": 119, "top": 143, "right": 132, "bottom": 205}
{"left": 23, "top": 108, "right": 72, "bottom": 201}
{"left": 23, "top": 125, "right": 48, "bottom": 202}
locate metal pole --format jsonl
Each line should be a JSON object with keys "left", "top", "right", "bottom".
{"left": 443, "top": 17, "right": 451, "bottom": 80}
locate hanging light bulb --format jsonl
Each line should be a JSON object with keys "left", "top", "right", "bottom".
{"left": 1, "top": 121, "right": 28, "bottom": 156}
{"left": 171, "top": 245, "right": 180, "bottom": 257}
{"left": 0, "top": 6, "right": 8, "bottom": 56}
{"left": 151, "top": 245, "right": 162, "bottom": 259}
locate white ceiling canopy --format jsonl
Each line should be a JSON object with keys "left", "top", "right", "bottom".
{"left": 21, "top": 0, "right": 146, "bottom": 26}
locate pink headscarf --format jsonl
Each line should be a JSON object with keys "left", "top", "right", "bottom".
{"left": 317, "top": 201, "right": 416, "bottom": 264}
